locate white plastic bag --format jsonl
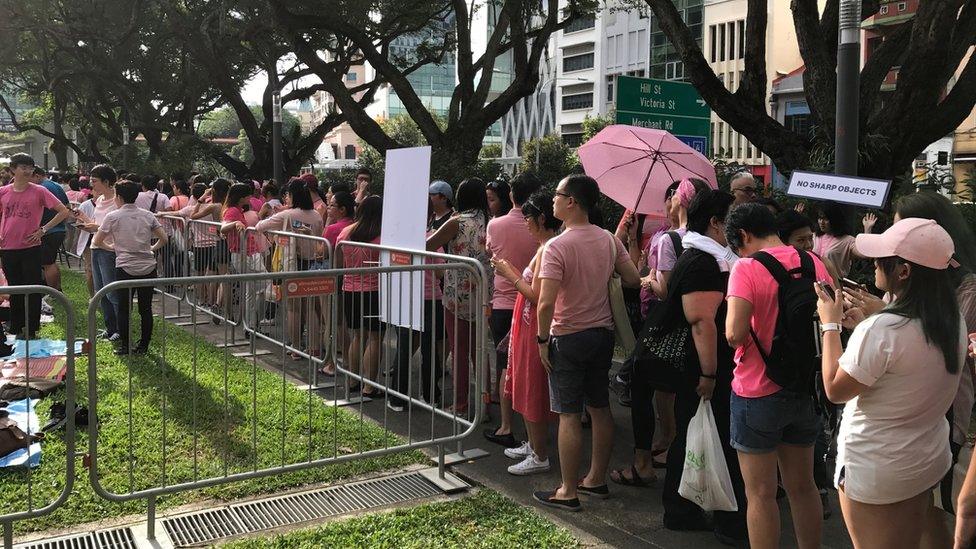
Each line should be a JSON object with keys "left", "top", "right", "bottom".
{"left": 678, "top": 399, "right": 739, "bottom": 512}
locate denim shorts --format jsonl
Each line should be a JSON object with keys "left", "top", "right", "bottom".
{"left": 730, "top": 390, "right": 820, "bottom": 454}
{"left": 548, "top": 328, "right": 614, "bottom": 414}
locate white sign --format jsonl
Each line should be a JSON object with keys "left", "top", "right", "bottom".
{"left": 379, "top": 146, "right": 431, "bottom": 331}
{"left": 787, "top": 170, "right": 891, "bottom": 208}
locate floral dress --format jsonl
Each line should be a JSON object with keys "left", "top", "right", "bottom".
{"left": 442, "top": 212, "right": 493, "bottom": 321}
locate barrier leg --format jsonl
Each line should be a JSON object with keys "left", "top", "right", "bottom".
{"left": 3, "top": 520, "right": 11, "bottom": 549}
{"left": 147, "top": 495, "right": 156, "bottom": 540}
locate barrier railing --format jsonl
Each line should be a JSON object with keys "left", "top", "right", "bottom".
{"left": 0, "top": 286, "right": 77, "bottom": 549}
{"left": 85, "top": 262, "right": 486, "bottom": 540}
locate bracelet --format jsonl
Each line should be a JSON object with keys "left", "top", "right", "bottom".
{"left": 820, "top": 322, "right": 842, "bottom": 334}
{"left": 700, "top": 373, "right": 717, "bottom": 379}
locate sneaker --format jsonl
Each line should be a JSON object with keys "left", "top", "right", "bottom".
{"left": 387, "top": 399, "right": 405, "bottom": 412}
{"left": 533, "top": 490, "right": 580, "bottom": 512}
{"left": 107, "top": 333, "right": 121, "bottom": 343}
{"left": 508, "top": 454, "right": 550, "bottom": 476}
{"left": 40, "top": 300, "right": 53, "bottom": 316}
{"left": 41, "top": 402, "right": 67, "bottom": 432}
{"left": 504, "top": 441, "right": 532, "bottom": 460}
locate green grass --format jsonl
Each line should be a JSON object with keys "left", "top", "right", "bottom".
{"left": 1, "top": 269, "right": 424, "bottom": 534}
{"left": 223, "top": 489, "right": 581, "bottom": 548}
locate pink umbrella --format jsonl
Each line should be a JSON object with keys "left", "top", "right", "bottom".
{"left": 578, "top": 125, "right": 717, "bottom": 218}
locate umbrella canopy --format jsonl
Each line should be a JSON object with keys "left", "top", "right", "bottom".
{"left": 578, "top": 125, "right": 717, "bottom": 218}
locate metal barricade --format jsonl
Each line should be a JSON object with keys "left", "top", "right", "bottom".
{"left": 237, "top": 228, "right": 333, "bottom": 384}
{"left": 0, "top": 286, "right": 77, "bottom": 549}
{"left": 86, "top": 261, "right": 486, "bottom": 540}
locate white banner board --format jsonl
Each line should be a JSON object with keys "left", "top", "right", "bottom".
{"left": 787, "top": 170, "right": 891, "bottom": 208}
{"left": 379, "top": 146, "right": 431, "bottom": 331}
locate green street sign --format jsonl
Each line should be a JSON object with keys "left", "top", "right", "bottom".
{"left": 615, "top": 75, "right": 711, "bottom": 155}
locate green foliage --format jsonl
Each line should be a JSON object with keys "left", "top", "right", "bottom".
{"left": 479, "top": 143, "right": 502, "bottom": 159}
{"left": 224, "top": 489, "right": 581, "bottom": 548}
{"left": 4, "top": 269, "right": 422, "bottom": 535}
{"left": 581, "top": 112, "right": 615, "bottom": 143}
{"left": 519, "top": 134, "right": 580, "bottom": 188}
{"left": 199, "top": 106, "right": 302, "bottom": 140}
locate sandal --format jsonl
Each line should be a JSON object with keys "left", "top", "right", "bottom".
{"left": 362, "top": 389, "right": 385, "bottom": 399}
{"left": 651, "top": 448, "right": 668, "bottom": 468}
{"left": 610, "top": 465, "right": 654, "bottom": 487}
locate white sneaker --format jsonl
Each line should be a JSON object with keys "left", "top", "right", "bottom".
{"left": 504, "top": 441, "right": 532, "bottom": 460}
{"left": 507, "top": 454, "right": 550, "bottom": 476}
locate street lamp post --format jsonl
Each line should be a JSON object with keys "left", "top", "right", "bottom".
{"left": 272, "top": 90, "right": 283, "bottom": 184}
{"left": 835, "top": 0, "right": 861, "bottom": 176}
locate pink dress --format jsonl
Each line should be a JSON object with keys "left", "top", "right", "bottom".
{"left": 504, "top": 265, "right": 556, "bottom": 424}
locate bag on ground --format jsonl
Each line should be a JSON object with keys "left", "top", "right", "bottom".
{"left": 679, "top": 399, "right": 738, "bottom": 512}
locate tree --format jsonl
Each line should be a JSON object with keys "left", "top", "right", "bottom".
{"left": 520, "top": 134, "right": 580, "bottom": 187}
{"left": 582, "top": 112, "right": 615, "bottom": 142}
{"left": 269, "top": 0, "right": 599, "bottom": 180}
{"left": 639, "top": 0, "right": 976, "bottom": 180}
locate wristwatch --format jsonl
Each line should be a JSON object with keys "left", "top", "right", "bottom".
{"left": 537, "top": 335, "right": 549, "bottom": 344}
{"left": 820, "top": 322, "right": 842, "bottom": 334}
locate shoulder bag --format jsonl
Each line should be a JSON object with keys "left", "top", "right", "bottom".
{"left": 606, "top": 231, "right": 636, "bottom": 354}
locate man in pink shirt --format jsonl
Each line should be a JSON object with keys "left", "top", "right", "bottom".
{"left": 534, "top": 175, "right": 640, "bottom": 511}
{"left": 484, "top": 172, "right": 542, "bottom": 448}
{"left": 725, "top": 203, "right": 829, "bottom": 548}
{"left": 0, "top": 153, "right": 72, "bottom": 339}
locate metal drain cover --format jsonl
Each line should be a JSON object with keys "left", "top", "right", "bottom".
{"left": 161, "top": 471, "right": 447, "bottom": 547}
{"left": 15, "top": 528, "right": 135, "bottom": 549}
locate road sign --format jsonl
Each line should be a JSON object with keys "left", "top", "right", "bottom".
{"left": 615, "top": 75, "right": 711, "bottom": 154}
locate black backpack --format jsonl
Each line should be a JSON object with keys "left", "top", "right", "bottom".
{"left": 748, "top": 248, "right": 819, "bottom": 394}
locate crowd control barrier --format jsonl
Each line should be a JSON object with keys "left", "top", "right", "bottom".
{"left": 0, "top": 287, "right": 77, "bottom": 549}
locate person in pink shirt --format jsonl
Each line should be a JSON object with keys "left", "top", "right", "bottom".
{"left": 222, "top": 183, "right": 267, "bottom": 329}
{"left": 318, "top": 190, "right": 357, "bottom": 376}
{"left": 725, "top": 203, "right": 831, "bottom": 548}
{"left": 534, "top": 175, "right": 640, "bottom": 511}
{"left": 0, "top": 153, "right": 72, "bottom": 339}
{"left": 334, "top": 196, "right": 383, "bottom": 397}
{"left": 483, "top": 172, "right": 542, "bottom": 448}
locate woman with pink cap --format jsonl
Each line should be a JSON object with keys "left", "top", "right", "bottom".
{"left": 815, "top": 217, "right": 965, "bottom": 549}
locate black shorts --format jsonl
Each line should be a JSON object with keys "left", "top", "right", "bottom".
{"left": 342, "top": 291, "right": 382, "bottom": 332}
{"left": 192, "top": 246, "right": 216, "bottom": 273}
{"left": 213, "top": 239, "right": 230, "bottom": 266}
{"left": 40, "top": 232, "right": 66, "bottom": 265}
{"left": 548, "top": 328, "right": 614, "bottom": 414}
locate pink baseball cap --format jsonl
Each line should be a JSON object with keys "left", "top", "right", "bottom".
{"left": 855, "top": 217, "right": 956, "bottom": 270}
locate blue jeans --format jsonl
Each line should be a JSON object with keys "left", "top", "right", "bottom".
{"left": 730, "top": 390, "right": 820, "bottom": 454}
{"left": 91, "top": 248, "right": 120, "bottom": 335}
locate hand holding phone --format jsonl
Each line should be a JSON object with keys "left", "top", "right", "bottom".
{"left": 817, "top": 281, "right": 835, "bottom": 301}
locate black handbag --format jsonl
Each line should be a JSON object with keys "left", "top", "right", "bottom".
{"left": 636, "top": 232, "right": 694, "bottom": 371}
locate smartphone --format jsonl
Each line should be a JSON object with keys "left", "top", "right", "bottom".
{"left": 841, "top": 278, "right": 867, "bottom": 292}
{"left": 817, "top": 281, "right": 835, "bottom": 301}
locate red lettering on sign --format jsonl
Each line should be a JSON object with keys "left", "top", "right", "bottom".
{"left": 391, "top": 252, "right": 412, "bottom": 266}
{"left": 276, "top": 277, "right": 336, "bottom": 299}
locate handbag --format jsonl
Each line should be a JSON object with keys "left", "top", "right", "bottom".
{"left": 0, "top": 416, "right": 32, "bottom": 459}
{"left": 636, "top": 245, "right": 695, "bottom": 371}
{"left": 606, "top": 231, "right": 636, "bottom": 354}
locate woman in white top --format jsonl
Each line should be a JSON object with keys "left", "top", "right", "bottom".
{"left": 815, "top": 218, "right": 965, "bottom": 549}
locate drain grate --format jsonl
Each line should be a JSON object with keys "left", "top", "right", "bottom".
{"left": 161, "top": 471, "right": 443, "bottom": 547}
{"left": 16, "top": 528, "right": 135, "bottom": 549}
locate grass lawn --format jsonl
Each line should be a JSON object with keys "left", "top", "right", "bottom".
{"left": 223, "top": 489, "right": 580, "bottom": 548}
{"left": 1, "top": 269, "right": 424, "bottom": 534}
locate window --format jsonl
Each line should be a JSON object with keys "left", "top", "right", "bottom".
{"left": 665, "top": 61, "right": 684, "bottom": 80}
{"left": 563, "top": 52, "right": 594, "bottom": 72}
{"left": 718, "top": 73, "right": 725, "bottom": 89}
{"left": 562, "top": 133, "right": 584, "bottom": 147}
{"left": 344, "top": 144, "right": 357, "bottom": 160}
{"left": 562, "top": 92, "right": 593, "bottom": 111}
{"left": 346, "top": 72, "right": 357, "bottom": 82}
{"left": 719, "top": 23, "right": 726, "bottom": 62}
{"left": 735, "top": 132, "right": 742, "bottom": 159}
{"left": 607, "top": 74, "right": 615, "bottom": 99}
{"left": 785, "top": 113, "right": 812, "bottom": 137}
{"left": 738, "top": 20, "right": 745, "bottom": 59}
{"left": 564, "top": 14, "right": 596, "bottom": 34}
{"left": 897, "top": 2, "right": 906, "bottom": 11}
{"left": 331, "top": 144, "right": 339, "bottom": 159}
{"left": 717, "top": 122, "right": 725, "bottom": 157}
{"left": 709, "top": 25, "right": 716, "bottom": 63}
{"left": 728, "top": 22, "right": 736, "bottom": 61}
{"left": 880, "top": 4, "right": 888, "bottom": 14}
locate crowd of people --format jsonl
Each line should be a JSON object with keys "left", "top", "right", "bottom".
{"left": 7, "top": 152, "right": 976, "bottom": 548}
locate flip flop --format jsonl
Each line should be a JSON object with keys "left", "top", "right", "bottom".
{"left": 651, "top": 448, "right": 668, "bottom": 468}
{"left": 610, "top": 465, "right": 653, "bottom": 487}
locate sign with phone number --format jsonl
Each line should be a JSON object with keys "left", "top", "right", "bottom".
{"left": 787, "top": 170, "right": 892, "bottom": 209}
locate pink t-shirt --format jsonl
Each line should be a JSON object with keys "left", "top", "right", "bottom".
{"left": 336, "top": 226, "right": 380, "bottom": 292}
{"left": 248, "top": 196, "right": 264, "bottom": 213}
{"left": 539, "top": 224, "right": 630, "bottom": 336}
{"left": 323, "top": 217, "right": 353, "bottom": 248}
{"left": 727, "top": 246, "right": 832, "bottom": 398}
{"left": 222, "top": 206, "right": 259, "bottom": 255}
{"left": 486, "top": 206, "right": 538, "bottom": 310}
{"left": 0, "top": 184, "right": 63, "bottom": 250}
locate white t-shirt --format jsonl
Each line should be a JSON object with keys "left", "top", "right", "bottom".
{"left": 835, "top": 312, "right": 965, "bottom": 504}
